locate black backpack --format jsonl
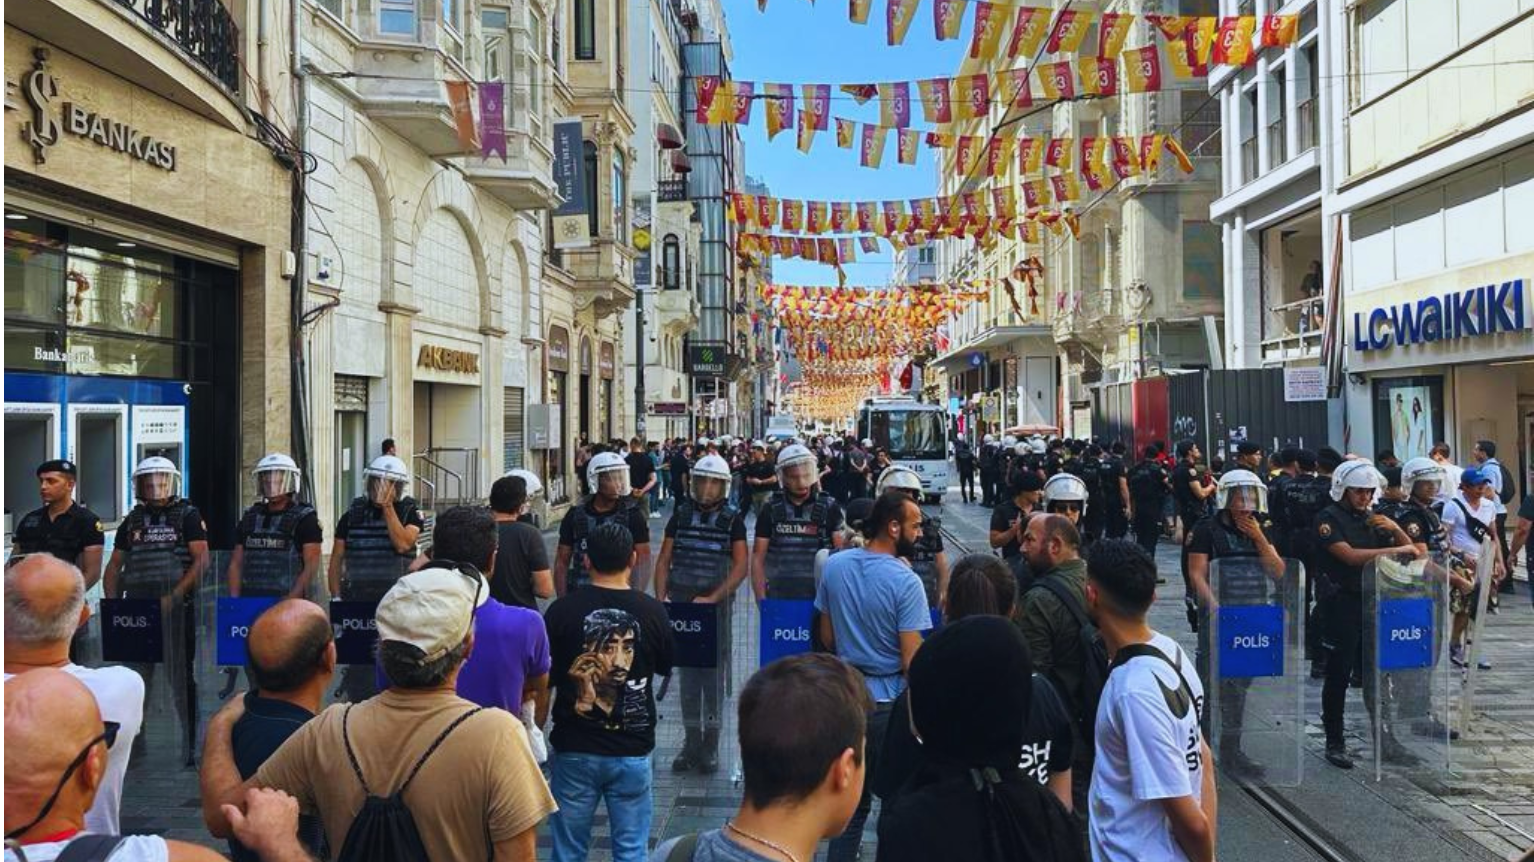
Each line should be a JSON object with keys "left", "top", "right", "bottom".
{"left": 335, "top": 704, "right": 487, "bottom": 862}
{"left": 1491, "top": 460, "right": 1516, "bottom": 505}
{"left": 1129, "top": 463, "right": 1164, "bottom": 503}
{"left": 1026, "top": 575, "right": 1110, "bottom": 745}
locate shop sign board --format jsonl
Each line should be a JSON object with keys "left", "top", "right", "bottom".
{"left": 412, "top": 333, "right": 482, "bottom": 384}
{"left": 1345, "top": 264, "right": 1534, "bottom": 372}
{"left": 20, "top": 49, "right": 178, "bottom": 170}
{"left": 1283, "top": 367, "right": 1327, "bottom": 402}
{"left": 548, "top": 326, "right": 571, "bottom": 372}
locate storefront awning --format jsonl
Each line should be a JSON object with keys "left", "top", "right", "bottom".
{"left": 929, "top": 325, "right": 1054, "bottom": 371}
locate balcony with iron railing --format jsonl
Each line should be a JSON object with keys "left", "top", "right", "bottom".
{"left": 1260, "top": 296, "right": 1325, "bottom": 365}
{"left": 114, "top": 0, "right": 240, "bottom": 92}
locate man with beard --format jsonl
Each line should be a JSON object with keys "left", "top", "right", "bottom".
{"left": 814, "top": 491, "right": 931, "bottom": 862}
{"left": 546, "top": 522, "right": 674, "bottom": 861}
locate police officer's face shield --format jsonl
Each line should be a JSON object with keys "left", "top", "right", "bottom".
{"left": 1218, "top": 484, "right": 1268, "bottom": 514}
{"left": 135, "top": 472, "right": 179, "bottom": 505}
{"left": 257, "top": 469, "right": 299, "bottom": 501}
{"left": 595, "top": 467, "right": 631, "bottom": 500}
{"left": 1045, "top": 499, "right": 1083, "bottom": 524}
{"left": 1410, "top": 478, "right": 1441, "bottom": 503}
{"left": 367, "top": 475, "right": 403, "bottom": 505}
{"left": 779, "top": 461, "right": 818, "bottom": 499}
{"left": 692, "top": 476, "right": 728, "bottom": 508}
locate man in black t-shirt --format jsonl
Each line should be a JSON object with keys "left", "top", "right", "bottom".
{"left": 742, "top": 444, "right": 778, "bottom": 516}
{"left": 1127, "top": 447, "right": 1170, "bottom": 561}
{"left": 11, "top": 459, "right": 106, "bottom": 582}
{"left": 1101, "top": 443, "right": 1130, "bottom": 539}
{"left": 667, "top": 442, "right": 693, "bottom": 512}
{"left": 545, "top": 522, "right": 674, "bottom": 860}
{"left": 488, "top": 474, "right": 552, "bottom": 609}
{"left": 625, "top": 437, "right": 658, "bottom": 520}
{"left": 990, "top": 472, "right": 1044, "bottom": 561}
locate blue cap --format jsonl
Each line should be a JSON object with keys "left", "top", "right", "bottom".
{"left": 1461, "top": 467, "right": 1492, "bottom": 486}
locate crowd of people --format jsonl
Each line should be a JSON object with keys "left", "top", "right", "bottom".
{"left": 3, "top": 424, "right": 1528, "bottom": 862}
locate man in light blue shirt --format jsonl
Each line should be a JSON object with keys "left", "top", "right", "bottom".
{"left": 815, "top": 490, "right": 932, "bottom": 862}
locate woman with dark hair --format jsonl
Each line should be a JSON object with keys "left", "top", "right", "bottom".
{"left": 876, "top": 554, "right": 1076, "bottom": 819}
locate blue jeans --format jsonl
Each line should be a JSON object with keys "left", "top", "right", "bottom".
{"left": 549, "top": 752, "right": 654, "bottom": 862}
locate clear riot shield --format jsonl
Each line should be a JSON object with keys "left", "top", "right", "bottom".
{"left": 660, "top": 596, "right": 736, "bottom": 780}
{"left": 1456, "top": 536, "right": 1499, "bottom": 741}
{"left": 1366, "top": 550, "right": 1453, "bottom": 780}
{"left": 334, "top": 551, "right": 409, "bottom": 703}
{"left": 1208, "top": 556, "right": 1306, "bottom": 787}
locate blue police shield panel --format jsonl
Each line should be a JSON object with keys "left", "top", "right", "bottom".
{"left": 665, "top": 602, "right": 721, "bottom": 669}
{"left": 330, "top": 601, "right": 380, "bottom": 665}
{"left": 758, "top": 599, "right": 814, "bottom": 666}
{"left": 1207, "top": 557, "right": 1305, "bottom": 787}
{"left": 215, "top": 597, "right": 281, "bottom": 666}
{"left": 1365, "top": 551, "right": 1453, "bottom": 780}
{"left": 100, "top": 598, "right": 164, "bottom": 663}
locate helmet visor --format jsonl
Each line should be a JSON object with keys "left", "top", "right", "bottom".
{"left": 1411, "top": 478, "right": 1441, "bottom": 499}
{"left": 1217, "top": 484, "right": 1268, "bottom": 513}
{"left": 257, "top": 469, "right": 299, "bottom": 499}
{"left": 692, "top": 476, "right": 728, "bottom": 507}
{"left": 596, "top": 468, "right": 631, "bottom": 499}
{"left": 367, "top": 475, "right": 401, "bottom": 504}
{"left": 778, "top": 460, "right": 818, "bottom": 495}
{"left": 136, "top": 472, "right": 178, "bottom": 503}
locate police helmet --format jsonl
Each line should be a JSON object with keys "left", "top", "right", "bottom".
{"left": 1042, "top": 473, "right": 1089, "bottom": 516}
{"left": 587, "top": 451, "right": 631, "bottom": 498}
{"left": 133, "top": 456, "right": 181, "bottom": 504}
{"left": 776, "top": 443, "right": 819, "bottom": 494}
{"left": 1029, "top": 436, "right": 1047, "bottom": 455}
{"left": 1330, "top": 459, "right": 1383, "bottom": 502}
{"left": 253, "top": 452, "right": 302, "bottom": 501}
{"left": 506, "top": 468, "right": 544, "bottom": 500}
{"left": 1400, "top": 457, "right": 1445, "bottom": 497}
{"left": 691, "top": 454, "right": 732, "bottom": 507}
{"left": 1215, "top": 469, "right": 1268, "bottom": 513}
{"left": 363, "top": 454, "right": 410, "bottom": 504}
{"left": 875, "top": 465, "right": 923, "bottom": 497}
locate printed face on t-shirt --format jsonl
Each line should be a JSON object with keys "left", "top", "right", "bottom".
{"left": 569, "top": 608, "right": 647, "bottom": 728}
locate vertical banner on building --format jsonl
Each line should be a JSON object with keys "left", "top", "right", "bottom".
{"left": 552, "top": 118, "right": 591, "bottom": 249}
{"left": 479, "top": 82, "right": 507, "bottom": 161}
{"left": 444, "top": 81, "right": 479, "bottom": 152}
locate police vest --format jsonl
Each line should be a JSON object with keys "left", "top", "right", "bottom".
{"left": 1201, "top": 514, "right": 1276, "bottom": 605}
{"left": 342, "top": 497, "right": 414, "bottom": 588}
{"left": 911, "top": 513, "right": 943, "bottom": 602}
{"left": 120, "top": 499, "right": 192, "bottom": 594}
{"left": 566, "top": 500, "right": 638, "bottom": 591}
{"left": 1395, "top": 501, "right": 1447, "bottom": 552}
{"left": 1280, "top": 475, "right": 1331, "bottom": 556}
{"left": 239, "top": 501, "right": 315, "bottom": 594}
{"left": 668, "top": 502, "right": 739, "bottom": 594}
{"left": 765, "top": 494, "right": 835, "bottom": 588}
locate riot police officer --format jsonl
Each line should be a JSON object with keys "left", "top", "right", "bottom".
{"left": 1314, "top": 460, "right": 1421, "bottom": 769}
{"left": 1278, "top": 450, "right": 1332, "bottom": 676}
{"left": 1127, "top": 446, "right": 1171, "bottom": 561}
{"left": 555, "top": 450, "right": 652, "bottom": 595}
{"left": 1101, "top": 442, "right": 1131, "bottom": 539}
{"left": 102, "top": 457, "right": 209, "bottom": 765}
{"left": 228, "top": 453, "right": 322, "bottom": 600}
{"left": 653, "top": 454, "right": 748, "bottom": 774}
{"left": 1185, "top": 469, "right": 1285, "bottom": 777}
{"left": 751, "top": 443, "right": 845, "bottom": 600}
{"left": 875, "top": 465, "right": 949, "bottom": 611}
{"left": 1040, "top": 473, "right": 1088, "bottom": 528}
{"left": 978, "top": 434, "right": 1000, "bottom": 507}
{"left": 327, "top": 454, "right": 423, "bottom": 702}
{"left": 1267, "top": 448, "right": 1301, "bottom": 556}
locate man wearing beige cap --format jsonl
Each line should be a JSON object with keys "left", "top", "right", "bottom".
{"left": 201, "top": 557, "right": 556, "bottom": 860}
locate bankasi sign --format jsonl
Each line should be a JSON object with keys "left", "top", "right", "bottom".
{"left": 21, "top": 48, "right": 177, "bottom": 170}
{"left": 1351, "top": 278, "right": 1529, "bottom": 352}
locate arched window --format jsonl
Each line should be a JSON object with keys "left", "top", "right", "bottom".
{"left": 661, "top": 234, "right": 680, "bottom": 290}
{"left": 582, "top": 140, "right": 598, "bottom": 237}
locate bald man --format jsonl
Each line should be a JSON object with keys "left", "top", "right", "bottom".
{"left": 4, "top": 669, "right": 310, "bottom": 861}
{"left": 4, "top": 554, "right": 143, "bottom": 833}
{"left": 228, "top": 601, "right": 335, "bottom": 862}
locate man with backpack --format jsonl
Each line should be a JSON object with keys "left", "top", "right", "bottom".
{"left": 1473, "top": 439, "right": 1516, "bottom": 589}
{"left": 201, "top": 561, "right": 556, "bottom": 860}
{"left": 1015, "top": 514, "right": 1107, "bottom": 823}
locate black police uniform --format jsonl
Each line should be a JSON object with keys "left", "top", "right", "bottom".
{"left": 1128, "top": 460, "right": 1170, "bottom": 558}
{"left": 1099, "top": 454, "right": 1129, "bottom": 539}
{"left": 1267, "top": 472, "right": 1295, "bottom": 555}
{"left": 1074, "top": 455, "right": 1106, "bottom": 543}
{"left": 1188, "top": 511, "right": 1279, "bottom": 764}
{"left": 909, "top": 511, "right": 945, "bottom": 608}
{"left": 13, "top": 501, "right": 105, "bottom": 565}
{"left": 954, "top": 440, "right": 977, "bottom": 503}
{"left": 559, "top": 497, "right": 650, "bottom": 592}
{"left": 1314, "top": 502, "right": 1400, "bottom": 754}
{"left": 979, "top": 443, "right": 1000, "bottom": 507}
{"left": 663, "top": 501, "right": 747, "bottom": 771}
{"left": 1174, "top": 459, "right": 1210, "bottom": 609}
{"left": 234, "top": 500, "right": 322, "bottom": 597}
{"left": 1279, "top": 474, "right": 1332, "bottom": 658}
{"left": 115, "top": 497, "right": 207, "bottom": 761}
{"left": 757, "top": 491, "right": 844, "bottom": 599}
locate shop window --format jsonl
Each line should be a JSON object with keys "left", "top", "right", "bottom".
{"left": 575, "top": 0, "right": 595, "bottom": 59}
{"left": 583, "top": 140, "right": 599, "bottom": 238}
{"left": 1373, "top": 376, "right": 1444, "bottom": 463}
{"left": 661, "top": 235, "right": 680, "bottom": 290}
{"left": 335, "top": 375, "right": 369, "bottom": 515}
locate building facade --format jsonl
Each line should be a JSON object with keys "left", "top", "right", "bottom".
{"left": 5, "top": 0, "right": 296, "bottom": 547}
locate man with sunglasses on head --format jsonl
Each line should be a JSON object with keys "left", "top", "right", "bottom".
{"left": 5, "top": 554, "right": 143, "bottom": 835}
{"left": 1314, "top": 459, "right": 1421, "bottom": 770}
{"left": 5, "top": 668, "right": 311, "bottom": 862}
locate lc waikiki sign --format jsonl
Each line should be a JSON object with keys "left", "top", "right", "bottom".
{"left": 1351, "top": 279, "right": 1530, "bottom": 353}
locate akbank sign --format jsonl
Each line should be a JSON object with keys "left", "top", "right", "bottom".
{"left": 1351, "top": 278, "right": 1530, "bottom": 352}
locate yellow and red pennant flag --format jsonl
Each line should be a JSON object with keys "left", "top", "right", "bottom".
{"left": 1260, "top": 14, "right": 1298, "bottom": 49}
{"left": 1212, "top": 16, "right": 1256, "bottom": 66}
{"left": 859, "top": 236, "right": 881, "bottom": 254}
{"left": 1140, "top": 134, "right": 1164, "bottom": 173}
{"left": 1146, "top": 14, "right": 1193, "bottom": 40}
{"left": 970, "top": 2, "right": 1005, "bottom": 59}
{"left": 803, "top": 84, "right": 831, "bottom": 130}
{"left": 1045, "top": 9, "right": 1093, "bottom": 54}
{"left": 1038, "top": 60, "right": 1075, "bottom": 100}
{"left": 917, "top": 77, "right": 953, "bottom": 123}
{"left": 836, "top": 117, "right": 857, "bottom": 148}
{"left": 997, "top": 68, "right": 1033, "bottom": 109}
{"left": 1078, "top": 56, "right": 1118, "bottom": 96}
{"left": 1022, "top": 177, "right": 1050, "bottom": 209}
{"left": 807, "top": 201, "right": 828, "bottom": 234}
{"left": 986, "top": 136, "right": 1013, "bottom": 178}
{"left": 1022, "top": 220, "right": 1042, "bottom": 243}
{"left": 1191, "top": 17, "right": 1218, "bottom": 69}
{"left": 1006, "top": 6, "right": 1050, "bottom": 59}
{"left": 837, "top": 238, "right": 856, "bottom": 262}
{"left": 730, "top": 81, "right": 755, "bottom": 124}
{"left": 1124, "top": 45, "right": 1164, "bottom": 93}
{"left": 445, "top": 81, "right": 480, "bottom": 151}
{"left": 1163, "top": 134, "right": 1194, "bottom": 173}
{"left": 729, "top": 193, "right": 750, "bottom": 223}
{"left": 879, "top": 82, "right": 912, "bottom": 128}
{"left": 1110, "top": 136, "right": 1141, "bottom": 178}
{"left": 1165, "top": 34, "right": 1199, "bottom": 80}
{"left": 991, "top": 185, "right": 1017, "bottom": 219}
{"left": 856, "top": 202, "right": 878, "bottom": 233}
{"left": 830, "top": 201, "right": 851, "bottom": 232}
{"left": 959, "top": 73, "right": 990, "bottom": 120}
{"left": 1080, "top": 137, "right": 1110, "bottom": 191}
{"left": 796, "top": 111, "right": 817, "bottom": 153}
{"left": 1017, "top": 136, "right": 1044, "bottom": 174}
{"left": 781, "top": 199, "right": 804, "bottom": 232}
{"left": 886, "top": 0, "right": 919, "bottom": 45}
{"left": 1049, "top": 171, "right": 1080, "bottom": 203}
{"left": 695, "top": 76, "right": 722, "bottom": 123}
{"left": 897, "top": 128, "right": 920, "bottom": 165}
{"left": 1044, "top": 136, "right": 1072, "bottom": 169}
{"left": 849, "top": 0, "right": 873, "bottom": 25}
{"left": 764, "top": 83, "right": 793, "bottom": 140}
{"left": 860, "top": 124, "right": 888, "bottom": 168}
{"left": 757, "top": 196, "right": 777, "bottom": 229}
{"left": 842, "top": 83, "right": 878, "bottom": 104}
{"left": 925, "top": 131, "right": 955, "bottom": 149}
{"left": 933, "top": 0, "right": 967, "bottom": 40}
{"left": 955, "top": 135, "right": 981, "bottom": 175}
{"left": 1098, "top": 12, "right": 1134, "bottom": 58}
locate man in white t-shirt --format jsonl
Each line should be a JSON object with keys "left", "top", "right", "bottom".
{"left": 4, "top": 554, "right": 144, "bottom": 834}
{"left": 1430, "top": 444, "right": 1463, "bottom": 507}
{"left": 1441, "top": 468, "right": 1506, "bottom": 669}
{"left": 5, "top": 668, "right": 307, "bottom": 862}
{"left": 1085, "top": 539, "right": 1216, "bottom": 862}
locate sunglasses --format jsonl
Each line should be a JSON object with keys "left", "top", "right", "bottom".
{"left": 1051, "top": 502, "right": 1084, "bottom": 513}
{"left": 5, "top": 721, "right": 120, "bottom": 841}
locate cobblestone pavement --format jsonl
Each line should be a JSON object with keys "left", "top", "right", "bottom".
{"left": 112, "top": 490, "right": 1534, "bottom": 860}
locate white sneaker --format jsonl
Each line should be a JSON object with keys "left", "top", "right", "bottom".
{"left": 1450, "top": 645, "right": 1468, "bottom": 668}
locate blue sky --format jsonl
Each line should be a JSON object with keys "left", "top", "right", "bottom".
{"left": 723, "top": 0, "right": 965, "bottom": 287}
